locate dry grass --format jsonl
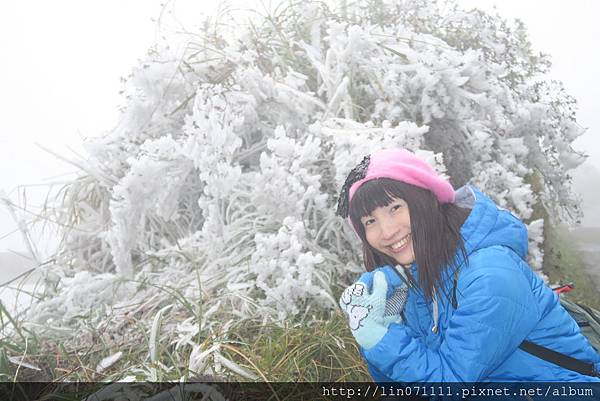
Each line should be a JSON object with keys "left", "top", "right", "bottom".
{"left": 0, "top": 307, "right": 368, "bottom": 383}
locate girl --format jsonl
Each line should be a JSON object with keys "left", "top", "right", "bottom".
{"left": 337, "top": 148, "right": 600, "bottom": 382}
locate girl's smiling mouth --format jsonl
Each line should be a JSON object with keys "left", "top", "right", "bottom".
{"left": 388, "top": 233, "right": 412, "bottom": 253}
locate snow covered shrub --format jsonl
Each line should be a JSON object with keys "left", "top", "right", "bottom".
{"left": 26, "top": 0, "right": 585, "bottom": 378}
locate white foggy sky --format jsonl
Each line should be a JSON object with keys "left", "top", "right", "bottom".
{"left": 1, "top": 0, "right": 599, "bottom": 256}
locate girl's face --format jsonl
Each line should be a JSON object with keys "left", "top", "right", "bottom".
{"left": 360, "top": 197, "right": 415, "bottom": 266}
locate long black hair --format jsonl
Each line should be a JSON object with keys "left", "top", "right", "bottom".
{"left": 348, "top": 178, "right": 470, "bottom": 301}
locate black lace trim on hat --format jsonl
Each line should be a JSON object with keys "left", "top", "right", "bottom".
{"left": 336, "top": 154, "right": 371, "bottom": 218}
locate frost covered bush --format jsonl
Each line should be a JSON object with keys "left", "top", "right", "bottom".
{"left": 25, "top": 0, "right": 584, "bottom": 378}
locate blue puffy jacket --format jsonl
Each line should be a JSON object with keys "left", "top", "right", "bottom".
{"left": 360, "top": 186, "right": 600, "bottom": 382}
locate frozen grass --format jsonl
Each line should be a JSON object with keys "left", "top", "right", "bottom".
{"left": 0, "top": 306, "right": 368, "bottom": 382}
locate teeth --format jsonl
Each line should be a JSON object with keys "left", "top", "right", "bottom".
{"left": 390, "top": 234, "right": 410, "bottom": 250}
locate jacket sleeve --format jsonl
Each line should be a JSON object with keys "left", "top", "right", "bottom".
{"left": 360, "top": 348, "right": 391, "bottom": 383}
{"left": 363, "top": 250, "right": 541, "bottom": 382}
{"left": 361, "top": 322, "right": 422, "bottom": 383}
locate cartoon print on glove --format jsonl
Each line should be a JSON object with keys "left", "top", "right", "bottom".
{"left": 348, "top": 304, "right": 371, "bottom": 330}
{"left": 340, "top": 283, "right": 365, "bottom": 309}
{"left": 340, "top": 283, "right": 372, "bottom": 330}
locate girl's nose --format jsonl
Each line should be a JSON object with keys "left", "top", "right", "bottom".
{"left": 379, "top": 219, "right": 398, "bottom": 241}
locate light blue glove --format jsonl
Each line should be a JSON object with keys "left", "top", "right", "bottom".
{"left": 339, "top": 271, "right": 390, "bottom": 349}
{"left": 358, "top": 265, "right": 409, "bottom": 326}
{"left": 358, "top": 265, "right": 407, "bottom": 297}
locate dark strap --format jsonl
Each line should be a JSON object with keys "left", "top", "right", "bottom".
{"left": 451, "top": 267, "right": 459, "bottom": 309}
{"left": 450, "top": 267, "right": 598, "bottom": 377}
{"left": 519, "top": 340, "right": 599, "bottom": 377}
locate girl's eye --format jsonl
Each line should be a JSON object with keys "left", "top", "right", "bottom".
{"left": 363, "top": 218, "right": 375, "bottom": 226}
{"left": 391, "top": 203, "right": 402, "bottom": 212}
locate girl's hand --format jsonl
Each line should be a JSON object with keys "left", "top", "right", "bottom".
{"left": 357, "top": 265, "right": 409, "bottom": 325}
{"left": 339, "top": 271, "right": 391, "bottom": 349}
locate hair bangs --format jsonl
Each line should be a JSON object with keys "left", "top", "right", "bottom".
{"left": 349, "top": 178, "right": 410, "bottom": 229}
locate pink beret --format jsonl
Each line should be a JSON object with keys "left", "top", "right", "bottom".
{"left": 348, "top": 149, "right": 455, "bottom": 205}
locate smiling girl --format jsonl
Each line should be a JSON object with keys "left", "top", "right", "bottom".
{"left": 336, "top": 148, "right": 600, "bottom": 382}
